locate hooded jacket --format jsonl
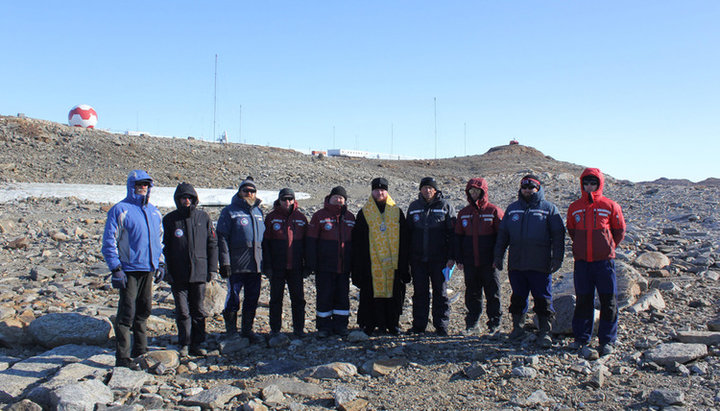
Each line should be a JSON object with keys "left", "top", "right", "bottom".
{"left": 217, "top": 193, "right": 265, "bottom": 273}
{"left": 102, "top": 170, "right": 164, "bottom": 272}
{"left": 494, "top": 185, "right": 565, "bottom": 273}
{"left": 455, "top": 178, "right": 504, "bottom": 267}
{"left": 407, "top": 191, "right": 456, "bottom": 263}
{"left": 162, "top": 183, "right": 219, "bottom": 283}
{"left": 306, "top": 196, "right": 355, "bottom": 274}
{"left": 262, "top": 200, "right": 308, "bottom": 273}
{"left": 567, "top": 168, "right": 626, "bottom": 262}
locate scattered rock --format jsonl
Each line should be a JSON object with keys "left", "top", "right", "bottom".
{"left": 463, "top": 362, "right": 488, "bottom": 379}
{"left": 347, "top": 330, "right": 370, "bottom": 342}
{"left": 49, "top": 379, "right": 113, "bottom": 411}
{"left": 29, "top": 266, "right": 55, "bottom": 281}
{"left": 268, "top": 333, "right": 290, "bottom": 348}
{"left": 644, "top": 343, "right": 708, "bottom": 365}
{"left": 219, "top": 336, "right": 249, "bottom": 354}
{"left": 511, "top": 366, "right": 537, "bottom": 379}
{"left": 140, "top": 349, "right": 180, "bottom": 370}
{"left": 309, "top": 362, "right": 358, "bottom": 379}
{"left": 648, "top": 388, "right": 685, "bottom": 407}
{"left": 107, "top": 366, "right": 152, "bottom": 391}
{"left": 261, "top": 384, "right": 286, "bottom": 405}
{"left": 625, "top": 289, "right": 666, "bottom": 313}
{"left": 675, "top": 330, "right": 720, "bottom": 345}
{"left": 634, "top": 251, "right": 671, "bottom": 269}
{"left": 181, "top": 384, "right": 243, "bottom": 409}
{"left": 6, "top": 237, "right": 30, "bottom": 249}
{"left": 255, "top": 377, "right": 326, "bottom": 398}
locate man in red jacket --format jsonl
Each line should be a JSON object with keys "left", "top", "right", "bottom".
{"left": 263, "top": 188, "right": 308, "bottom": 337}
{"left": 567, "top": 168, "right": 626, "bottom": 356}
{"left": 306, "top": 186, "right": 355, "bottom": 337}
{"left": 455, "top": 177, "right": 504, "bottom": 336}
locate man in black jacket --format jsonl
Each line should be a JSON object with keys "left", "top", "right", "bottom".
{"left": 162, "top": 182, "right": 219, "bottom": 357}
{"left": 406, "top": 177, "right": 456, "bottom": 336}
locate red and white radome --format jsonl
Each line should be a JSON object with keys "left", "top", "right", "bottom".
{"left": 68, "top": 104, "right": 98, "bottom": 128}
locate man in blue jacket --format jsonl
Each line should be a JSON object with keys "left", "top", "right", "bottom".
{"left": 102, "top": 170, "right": 165, "bottom": 369}
{"left": 494, "top": 175, "right": 565, "bottom": 348}
{"left": 217, "top": 176, "right": 265, "bottom": 343}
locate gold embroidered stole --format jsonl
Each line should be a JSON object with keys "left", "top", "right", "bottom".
{"left": 363, "top": 195, "right": 400, "bottom": 298}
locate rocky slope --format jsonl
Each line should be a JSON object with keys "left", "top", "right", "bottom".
{"left": 0, "top": 115, "right": 719, "bottom": 410}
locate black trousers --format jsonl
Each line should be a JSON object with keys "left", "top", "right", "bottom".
{"left": 315, "top": 271, "right": 350, "bottom": 332}
{"left": 269, "top": 270, "right": 306, "bottom": 333}
{"left": 359, "top": 275, "right": 406, "bottom": 334}
{"left": 172, "top": 282, "right": 207, "bottom": 346}
{"left": 115, "top": 271, "right": 153, "bottom": 360}
{"left": 411, "top": 261, "right": 449, "bottom": 331}
{"left": 463, "top": 264, "right": 501, "bottom": 329}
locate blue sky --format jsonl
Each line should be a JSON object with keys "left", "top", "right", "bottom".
{"left": 2, "top": 1, "right": 718, "bottom": 182}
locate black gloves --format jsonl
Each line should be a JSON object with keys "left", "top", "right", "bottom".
{"left": 111, "top": 268, "right": 127, "bottom": 289}
{"left": 219, "top": 265, "right": 232, "bottom": 279}
{"left": 154, "top": 263, "right": 166, "bottom": 284}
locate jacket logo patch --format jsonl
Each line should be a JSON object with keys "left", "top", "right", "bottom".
{"left": 296, "top": 221, "right": 305, "bottom": 226}
{"left": 413, "top": 214, "right": 420, "bottom": 222}
{"left": 174, "top": 228, "right": 184, "bottom": 238}
{"left": 512, "top": 214, "right": 520, "bottom": 221}
{"left": 462, "top": 219, "right": 468, "bottom": 227}
{"left": 324, "top": 223, "right": 333, "bottom": 231}
{"left": 241, "top": 217, "right": 250, "bottom": 226}
{"left": 273, "top": 222, "right": 282, "bottom": 231}
{"left": 575, "top": 215, "right": 581, "bottom": 223}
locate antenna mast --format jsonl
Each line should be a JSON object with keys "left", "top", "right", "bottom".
{"left": 213, "top": 54, "right": 217, "bottom": 142}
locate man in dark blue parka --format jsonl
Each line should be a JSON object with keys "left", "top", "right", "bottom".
{"left": 217, "top": 176, "right": 265, "bottom": 343}
{"left": 494, "top": 175, "right": 565, "bottom": 348}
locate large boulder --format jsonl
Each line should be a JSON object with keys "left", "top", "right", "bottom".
{"left": 27, "top": 313, "right": 112, "bottom": 348}
{"left": 203, "top": 279, "right": 227, "bottom": 317}
{"left": 616, "top": 261, "right": 648, "bottom": 308}
{"left": 548, "top": 294, "right": 599, "bottom": 335}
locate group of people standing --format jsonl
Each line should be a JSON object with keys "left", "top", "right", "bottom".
{"left": 101, "top": 167, "right": 625, "bottom": 369}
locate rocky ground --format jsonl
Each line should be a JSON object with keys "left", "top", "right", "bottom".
{"left": 0, "top": 115, "right": 720, "bottom": 410}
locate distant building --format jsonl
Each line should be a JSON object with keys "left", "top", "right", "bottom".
{"left": 327, "top": 149, "right": 414, "bottom": 160}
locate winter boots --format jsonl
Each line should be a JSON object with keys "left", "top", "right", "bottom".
{"left": 537, "top": 315, "right": 553, "bottom": 348}
{"left": 509, "top": 313, "right": 528, "bottom": 340}
{"left": 222, "top": 311, "right": 237, "bottom": 336}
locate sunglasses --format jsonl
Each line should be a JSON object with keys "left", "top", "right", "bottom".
{"left": 520, "top": 184, "right": 538, "bottom": 189}
{"left": 135, "top": 182, "right": 150, "bottom": 187}
{"left": 583, "top": 181, "right": 599, "bottom": 186}
{"left": 180, "top": 195, "right": 193, "bottom": 200}
{"left": 280, "top": 197, "right": 294, "bottom": 202}
{"left": 242, "top": 188, "right": 256, "bottom": 194}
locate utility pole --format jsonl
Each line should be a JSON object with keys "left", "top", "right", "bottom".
{"left": 213, "top": 54, "right": 217, "bottom": 142}
{"left": 391, "top": 123, "right": 394, "bottom": 155}
{"left": 434, "top": 97, "right": 438, "bottom": 159}
{"left": 464, "top": 122, "right": 467, "bottom": 156}
{"left": 238, "top": 104, "right": 242, "bottom": 144}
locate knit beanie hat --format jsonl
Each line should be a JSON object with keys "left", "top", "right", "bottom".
{"left": 419, "top": 176, "right": 438, "bottom": 190}
{"left": 239, "top": 176, "right": 256, "bottom": 190}
{"left": 329, "top": 186, "right": 348, "bottom": 200}
{"left": 278, "top": 187, "right": 295, "bottom": 200}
